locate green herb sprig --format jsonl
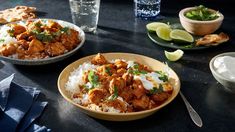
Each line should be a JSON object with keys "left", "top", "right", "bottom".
{"left": 128, "top": 63, "right": 148, "bottom": 75}
{"left": 88, "top": 70, "right": 99, "bottom": 88}
{"left": 155, "top": 71, "right": 168, "bottom": 82}
{"left": 0, "top": 39, "right": 5, "bottom": 42}
{"left": 107, "top": 86, "right": 118, "bottom": 101}
{"left": 149, "top": 85, "right": 164, "bottom": 94}
{"left": 185, "top": 5, "right": 220, "bottom": 21}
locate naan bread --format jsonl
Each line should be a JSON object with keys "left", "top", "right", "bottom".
{"left": 0, "top": 6, "right": 36, "bottom": 24}
{"left": 196, "top": 32, "right": 229, "bottom": 46}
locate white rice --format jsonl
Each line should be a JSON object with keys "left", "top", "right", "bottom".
{"left": 65, "top": 62, "right": 98, "bottom": 93}
{"left": 0, "top": 25, "right": 17, "bottom": 46}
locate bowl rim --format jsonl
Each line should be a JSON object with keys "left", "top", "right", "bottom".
{"left": 179, "top": 7, "right": 224, "bottom": 24}
{"left": 57, "top": 52, "right": 181, "bottom": 117}
{"left": 209, "top": 52, "right": 235, "bottom": 83}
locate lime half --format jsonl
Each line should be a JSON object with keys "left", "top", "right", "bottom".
{"left": 170, "top": 29, "right": 194, "bottom": 43}
{"left": 165, "top": 49, "right": 184, "bottom": 61}
{"left": 146, "top": 22, "right": 170, "bottom": 32}
{"left": 156, "top": 26, "right": 172, "bottom": 41}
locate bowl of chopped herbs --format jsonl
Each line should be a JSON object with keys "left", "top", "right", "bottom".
{"left": 179, "top": 5, "right": 224, "bottom": 36}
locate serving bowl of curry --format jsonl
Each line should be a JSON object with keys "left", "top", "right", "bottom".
{"left": 0, "top": 18, "right": 85, "bottom": 65}
{"left": 58, "top": 53, "right": 181, "bottom": 121}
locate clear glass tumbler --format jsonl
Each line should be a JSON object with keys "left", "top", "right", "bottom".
{"left": 69, "top": 0, "right": 100, "bottom": 33}
{"left": 134, "top": 0, "right": 161, "bottom": 20}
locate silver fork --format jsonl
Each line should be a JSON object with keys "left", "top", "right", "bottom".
{"left": 180, "top": 91, "right": 203, "bottom": 127}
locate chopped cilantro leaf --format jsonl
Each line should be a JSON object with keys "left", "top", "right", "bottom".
{"left": 35, "top": 32, "right": 53, "bottom": 42}
{"left": 105, "top": 67, "right": 112, "bottom": 76}
{"left": 149, "top": 85, "right": 164, "bottom": 94}
{"left": 133, "top": 63, "right": 139, "bottom": 69}
{"left": 128, "top": 69, "right": 148, "bottom": 75}
{"left": 88, "top": 70, "right": 99, "bottom": 88}
{"left": 7, "top": 29, "right": 15, "bottom": 37}
{"left": 0, "top": 39, "right": 5, "bottom": 42}
{"left": 107, "top": 86, "right": 118, "bottom": 101}
{"left": 185, "top": 5, "right": 220, "bottom": 21}
{"left": 155, "top": 71, "right": 168, "bottom": 82}
{"left": 60, "top": 27, "right": 70, "bottom": 34}
{"left": 34, "top": 22, "right": 42, "bottom": 27}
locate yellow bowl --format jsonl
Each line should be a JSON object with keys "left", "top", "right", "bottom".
{"left": 57, "top": 53, "right": 181, "bottom": 121}
{"left": 179, "top": 7, "right": 224, "bottom": 36}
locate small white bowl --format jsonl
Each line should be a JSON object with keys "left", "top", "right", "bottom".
{"left": 179, "top": 7, "right": 224, "bottom": 36}
{"left": 209, "top": 52, "right": 235, "bottom": 93}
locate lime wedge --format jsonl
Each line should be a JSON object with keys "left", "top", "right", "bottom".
{"left": 156, "top": 26, "right": 172, "bottom": 41}
{"left": 170, "top": 29, "right": 194, "bottom": 43}
{"left": 146, "top": 22, "right": 170, "bottom": 32}
{"left": 165, "top": 49, "right": 184, "bottom": 61}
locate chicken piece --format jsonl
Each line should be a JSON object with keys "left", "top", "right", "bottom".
{"left": 82, "top": 71, "right": 89, "bottom": 83}
{"left": 61, "top": 29, "right": 80, "bottom": 50}
{"left": 119, "top": 86, "right": 133, "bottom": 103}
{"left": 88, "top": 88, "right": 108, "bottom": 105}
{"left": 45, "top": 42, "right": 66, "bottom": 56}
{"left": 0, "top": 43, "right": 17, "bottom": 56}
{"left": 91, "top": 53, "right": 108, "bottom": 65}
{"left": 196, "top": 32, "right": 229, "bottom": 46}
{"left": 151, "top": 92, "right": 170, "bottom": 102}
{"left": 11, "top": 24, "right": 26, "bottom": 36}
{"left": 114, "top": 60, "right": 127, "bottom": 69}
{"left": 162, "top": 83, "right": 173, "bottom": 93}
{"left": 47, "top": 20, "right": 62, "bottom": 29}
{"left": 148, "top": 100, "right": 157, "bottom": 109}
{"left": 96, "top": 64, "right": 116, "bottom": 76}
{"left": 16, "top": 46, "right": 26, "bottom": 59}
{"left": 116, "top": 68, "right": 127, "bottom": 77}
{"left": 105, "top": 98, "right": 127, "bottom": 112}
{"left": 16, "top": 31, "right": 29, "bottom": 40}
{"left": 132, "top": 80, "right": 146, "bottom": 99}
{"left": 134, "top": 62, "right": 152, "bottom": 72}
{"left": 27, "top": 39, "right": 44, "bottom": 54}
{"left": 27, "top": 21, "right": 42, "bottom": 33}
{"left": 109, "top": 77, "right": 126, "bottom": 94}
{"left": 18, "top": 40, "right": 29, "bottom": 49}
{"left": 122, "top": 73, "right": 133, "bottom": 86}
{"left": 132, "top": 95, "right": 150, "bottom": 110}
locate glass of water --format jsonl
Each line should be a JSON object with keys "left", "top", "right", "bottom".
{"left": 134, "top": 0, "right": 161, "bottom": 20}
{"left": 69, "top": 0, "right": 100, "bottom": 33}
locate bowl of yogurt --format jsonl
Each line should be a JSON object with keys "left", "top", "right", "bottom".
{"left": 210, "top": 52, "right": 235, "bottom": 93}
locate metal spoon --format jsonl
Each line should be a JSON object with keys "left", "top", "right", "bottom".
{"left": 180, "top": 91, "right": 203, "bottom": 127}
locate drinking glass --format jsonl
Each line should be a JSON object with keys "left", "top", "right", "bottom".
{"left": 69, "top": 0, "right": 100, "bottom": 33}
{"left": 134, "top": 0, "right": 161, "bottom": 20}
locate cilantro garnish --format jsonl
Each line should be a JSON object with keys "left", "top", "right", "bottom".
{"left": 107, "top": 86, "right": 118, "bottom": 101}
{"left": 133, "top": 63, "right": 139, "bottom": 69}
{"left": 128, "top": 63, "right": 148, "bottom": 75}
{"left": 7, "top": 29, "right": 15, "bottom": 37}
{"left": 60, "top": 27, "right": 70, "bottom": 34}
{"left": 35, "top": 32, "right": 53, "bottom": 42}
{"left": 0, "top": 39, "right": 5, "bottom": 42}
{"left": 34, "top": 22, "right": 42, "bottom": 27}
{"left": 105, "top": 67, "right": 112, "bottom": 76}
{"left": 155, "top": 71, "right": 168, "bottom": 82}
{"left": 185, "top": 5, "right": 220, "bottom": 21}
{"left": 88, "top": 70, "right": 99, "bottom": 88}
{"left": 149, "top": 85, "right": 164, "bottom": 94}
{"left": 128, "top": 69, "right": 148, "bottom": 75}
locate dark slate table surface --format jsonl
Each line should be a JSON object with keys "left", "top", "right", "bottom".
{"left": 0, "top": 0, "right": 235, "bottom": 131}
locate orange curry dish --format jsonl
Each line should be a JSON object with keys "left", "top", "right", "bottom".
{"left": 65, "top": 54, "right": 174, "bottom": 113}
{"left": 0, "top": 19, "right": 81, "bottom": 59}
